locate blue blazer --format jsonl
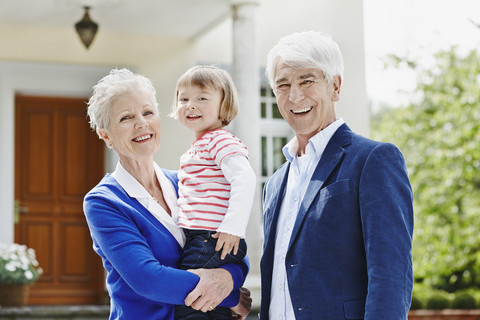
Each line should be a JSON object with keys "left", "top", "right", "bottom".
{"left": 260, "top": 124, "right": 414, "bottom": 320}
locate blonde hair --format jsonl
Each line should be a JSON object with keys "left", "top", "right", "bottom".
{"left": 170, "top": 65, "right": 239, "bottom": 126}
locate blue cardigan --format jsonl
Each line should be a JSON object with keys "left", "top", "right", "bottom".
{"left": 83, "top": 170, "right": 248, "bottom": 320}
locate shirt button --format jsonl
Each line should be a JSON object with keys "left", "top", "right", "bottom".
{"left": 294, "top": 197, "right": 298, "bottom": 202}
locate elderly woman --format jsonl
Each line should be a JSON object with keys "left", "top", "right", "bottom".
{"left": 83, "top": 68, "right": 251, "bottom": 320}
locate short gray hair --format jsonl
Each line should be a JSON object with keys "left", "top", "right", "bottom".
{"left": 87, "top": 68, "right": 158, "bottom": 134}
{"left": 266, "top": 31, "right": 344, "bottom": 89}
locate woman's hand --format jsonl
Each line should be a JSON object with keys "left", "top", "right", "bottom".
{"left": 231, "top": 287, "right": 252, "bottom": 320}
{"left": 184, "top": 268, "right": 233, "bottom": 312}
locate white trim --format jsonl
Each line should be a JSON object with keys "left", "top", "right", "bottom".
{"left": 0, "top": 60, "right": 114, "bottom": 243}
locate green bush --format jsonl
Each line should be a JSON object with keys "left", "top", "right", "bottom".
{"left": 410, "top": 295, "right": 423, "bottom": 310}
{"left": 371, "top": 45, "right": 480, "bottom": 294}
{"left": 452, "top": 292, "right": 477, "bottom": 309}
{"left": 426, "top": 294, "right": 450, "bottom": 310}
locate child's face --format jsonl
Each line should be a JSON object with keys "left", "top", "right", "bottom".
{"left": 177, "top": 84, "right": 223, "bottom": 139}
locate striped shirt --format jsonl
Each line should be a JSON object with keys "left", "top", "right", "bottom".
{"left": 178, "top": 129, "right": 249, "bottom": 231}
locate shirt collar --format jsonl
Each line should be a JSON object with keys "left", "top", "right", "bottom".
{"left": 111, "top": 161, "right": 150, "bottom": 199}
{"left": 111, "top": 161, "right": 177, "bottom": 205}
{"left": 283, "top": 117, "right": 345, "bottom": 163}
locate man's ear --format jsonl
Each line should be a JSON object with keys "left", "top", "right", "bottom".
{"left": 97, "top": 128, "right": 112, "bottom": 147}
{"left": 331, "top": 75, "right": 342, "bottom": 102}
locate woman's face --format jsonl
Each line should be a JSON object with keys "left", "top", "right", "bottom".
{"left": 98, "top": 89, "right": 161, "bottom": 162}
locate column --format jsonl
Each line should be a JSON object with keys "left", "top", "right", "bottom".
{"left": 230, "top": 0, "right": 262, "bottom": 309}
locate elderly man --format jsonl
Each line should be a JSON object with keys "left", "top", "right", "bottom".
{"left": 260, "top": 31, "right": 414, "bottom": 319}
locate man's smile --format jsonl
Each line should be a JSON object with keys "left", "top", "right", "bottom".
{"left": 291, "top": 106, "right": 313, "bottom": 114}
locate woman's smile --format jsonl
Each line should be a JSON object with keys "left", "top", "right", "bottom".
{"left": 132, "top": 134, "right": 153, "bottom": 142}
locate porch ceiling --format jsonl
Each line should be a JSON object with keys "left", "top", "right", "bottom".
{"left": 0, "top": 0, "right": 231, "bottom": 39}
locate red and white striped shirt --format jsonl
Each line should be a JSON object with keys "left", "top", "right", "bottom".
{"left": 177, "top": 129, "right": 251, "bottom": 233}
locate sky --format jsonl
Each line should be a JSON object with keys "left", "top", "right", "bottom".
{"left": 363, "top": 0, "right": 480, "bottom": 111}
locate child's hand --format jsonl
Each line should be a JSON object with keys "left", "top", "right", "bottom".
{"left": 211, "top": 232, "right": 240, "bottom": 260}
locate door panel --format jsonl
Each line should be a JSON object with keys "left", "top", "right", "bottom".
{"left": 15, "top": 95, "right": 105, "bottom": 305}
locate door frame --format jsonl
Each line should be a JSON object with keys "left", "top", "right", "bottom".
{"left": 0, "top": 61, "right": 115, "bottom": 243}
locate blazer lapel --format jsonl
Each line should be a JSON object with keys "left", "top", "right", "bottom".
{"left": 288, "top": 124, "right": 353, "bottom": 249}
{"left": 263, "top": 162, "right": 290, "bottom": 255}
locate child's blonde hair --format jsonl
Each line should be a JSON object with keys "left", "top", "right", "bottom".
{"left": 170, "top": 65, "right": 239, "bottom": 126}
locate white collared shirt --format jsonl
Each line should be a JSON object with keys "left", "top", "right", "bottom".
{"left": 269, "top": 118, "right": 344, "bottom": 320}
{"left": 111, "top": 161, "right": 186, "bottom": 247}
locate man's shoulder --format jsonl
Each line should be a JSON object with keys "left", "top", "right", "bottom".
{"left": 343, "top": 128, "right": 395, "bottom": 152}
{"left": 346, "top": 132, "right": 406, "bottom": 167}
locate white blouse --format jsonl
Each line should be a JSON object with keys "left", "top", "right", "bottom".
{"left": 111, "top": 161, "right": 186, "bottom": 247}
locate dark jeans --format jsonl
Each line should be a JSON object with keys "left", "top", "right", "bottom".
{"left": 175, "top": 229, "right": 247, "bottom": 320}
{"left": 179, "top": 229, "right": 247, "bottom": 269}
{"left": 175, "top": 305, "right": 232, "bottom": 320}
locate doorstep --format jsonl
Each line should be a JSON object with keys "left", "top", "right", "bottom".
{"left": 0, "top": 305, "right": 110, "bottom": 320}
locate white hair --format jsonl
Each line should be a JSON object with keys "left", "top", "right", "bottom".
{"left": 87, "top": 68, "right": 158, "bottom": 134}
{"left": 266, "top": 31, "right": 344, "bottom": 89}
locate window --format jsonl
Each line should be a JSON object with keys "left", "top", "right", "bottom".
{"left": 260, "top": 87, "right": 283, "bottom": 120}
{"left": 259, "top": 85, "right": 294, "bottom": 188}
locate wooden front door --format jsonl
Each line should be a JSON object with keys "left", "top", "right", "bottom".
{"left": 14, "top": 95, "right": 105, "bottom": 305}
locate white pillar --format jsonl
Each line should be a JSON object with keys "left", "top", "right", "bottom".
{"left": 230, "top": 0, "right": 262, "bottom": 308}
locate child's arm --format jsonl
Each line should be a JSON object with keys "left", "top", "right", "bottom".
{"left": 215, "top": 154, "right": 256, "bottom": 255}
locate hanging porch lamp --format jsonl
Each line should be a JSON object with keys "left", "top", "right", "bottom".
{"left": 75, "top": 6, "right": 99, "bottom": 49}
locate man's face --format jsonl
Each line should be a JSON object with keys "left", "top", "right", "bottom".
{"left": 273, "top": 63, "right": 341, "bottom": 140}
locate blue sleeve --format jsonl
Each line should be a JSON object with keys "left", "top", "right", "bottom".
{"left": 360, "top": 143, "right": 414, "bottom": 319}
{"left": 218, "top": 255, "right": 250, "bottom": 307}
{"left": 161, "top": 168, "right": 179, "bottom": 197}
{"left": 84, "top": 191, "right": 200, "bottom": 305}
